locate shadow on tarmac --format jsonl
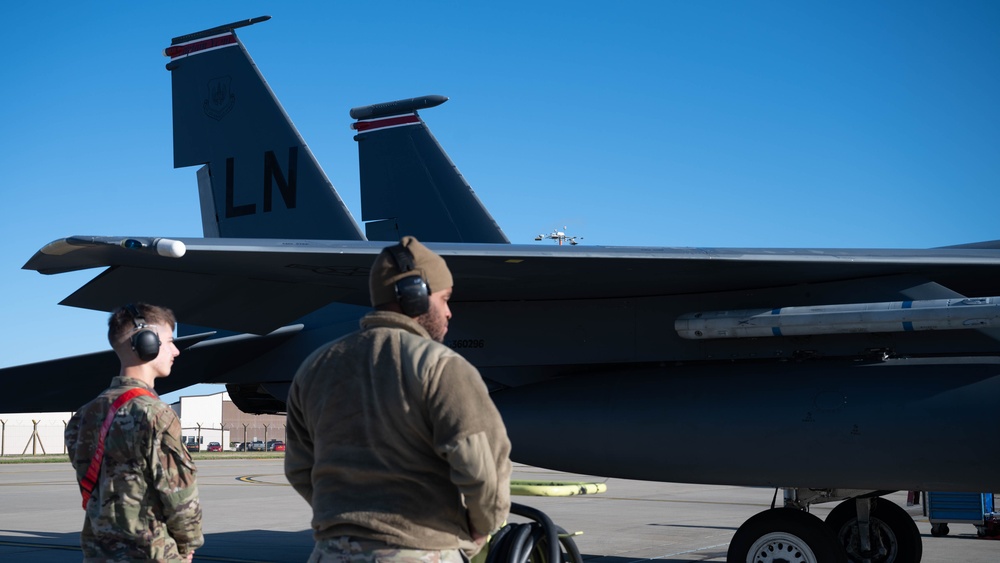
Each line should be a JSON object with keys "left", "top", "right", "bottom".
{"left": 0, "top": 529, "right": 315, "bottom": 563}
{"left": 585, "top": 557, "right": 731, "bottom": 563}
{"left": 0, "top": 529, "right": 734, "bottom": 563}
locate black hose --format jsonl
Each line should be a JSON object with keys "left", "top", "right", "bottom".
{"left": 509, "top": 522, "right": 536, "bottom": 563}
{"left": 485, "top": 525, "right": 513, "bottom": 563}
{"left": 555, "top": 525, "right": 581, "bottom": 563}
{"left": 485, "top": 502, "right": 583, "bottom": 563}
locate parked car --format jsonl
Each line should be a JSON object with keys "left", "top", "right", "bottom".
{"left": 207, "top": 442, "right": 222, "bottom": 452}
{"left": 247, "top": 440, "right": 266, "bottom": 452}
{"left": 233, "top": 442, "right": 245, "bottom": 451}
{"left": 267, "top": 440, "right": 285, "bottom": 452}
{"left": 185, "top": 441, "right": 200, "bottom": 453}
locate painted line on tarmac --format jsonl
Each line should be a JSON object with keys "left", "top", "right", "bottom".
{"left": 594, "top": 496, "right": 767, "bottom": 508}
{"left": 235, "top": 474, "right": 290, "bottom": 485}
{"left": 655, "top": 541, "right": 730, "bottom": 559}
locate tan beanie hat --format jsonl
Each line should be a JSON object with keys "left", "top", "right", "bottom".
{"left": 369, "top": 236, "right": 454, "bottom": 308}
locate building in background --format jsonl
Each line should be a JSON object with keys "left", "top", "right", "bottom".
{"left": 177, "top": 391, "right": 286, "bottom": 451}
{"left": 1, "top": 390, "right": 286, "bottom": 456}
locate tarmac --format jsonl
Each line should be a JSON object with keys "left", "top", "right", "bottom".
{"left": 0, "top": 458, "right": 996, "bottom": 562}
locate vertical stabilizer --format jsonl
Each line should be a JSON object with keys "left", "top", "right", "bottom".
{"left": 165, "top": 17, "right": 365, "bottom": 240}
{"left": 351, "top": 96, "right": 509, "bottom": 243}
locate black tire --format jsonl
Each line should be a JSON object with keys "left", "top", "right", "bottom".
{"left": 728, "top": 507, "right": 848, "bottom": 563}
{"left": 929, "top": 523, "right": 949, "bottom": 537}
{"left": 825, "top": 498, "right": 922, "bottom": 563}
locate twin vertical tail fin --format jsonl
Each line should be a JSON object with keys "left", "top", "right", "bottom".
{"left": 165, "top": 16, "right": 365, "bottom": 240}
{"left": 165, "top": 17, "right": 507, "bottom": 245}
{"left": 351, "top": 96, "right": 510, "bottom": 243}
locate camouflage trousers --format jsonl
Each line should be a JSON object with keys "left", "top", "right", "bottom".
{"left": 309, "top": 537, "right": 465, "bottom": 563}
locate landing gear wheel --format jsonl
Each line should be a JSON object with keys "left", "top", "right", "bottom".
{"left": 728, "top": 507, "right": 848, "bottom": 563}
{"left": 929, "top": 523, "right": 949, "bottom": 537}
{"left": 825, "top": 498, "right": 922, "bottom": 563}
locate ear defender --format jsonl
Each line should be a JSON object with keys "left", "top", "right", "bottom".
{"left": 125, "top": 304, "right": 162, "bottom": 362}
{"left": 387, "top": 244, "right": 430, "bottom": 317}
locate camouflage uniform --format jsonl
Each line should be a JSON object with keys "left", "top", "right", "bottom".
{"left": 65, "top": 376, "right": 204, "bottom": 561}
{"left": 308, "top": 536, "right": 465, "bottom": 563}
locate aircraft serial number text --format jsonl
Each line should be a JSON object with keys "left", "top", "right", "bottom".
{"left": 447, "top": 339, "right": 486, "bottom": 349}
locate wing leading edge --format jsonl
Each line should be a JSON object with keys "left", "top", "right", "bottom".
{"left": 23, "top": 235, "right": 1000, "bottom": 335}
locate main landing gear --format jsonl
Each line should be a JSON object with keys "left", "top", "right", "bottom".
{"left": 728, "top": 507, "right": 847, "bottom": 563}
{"left": 727, "top": 489, "right": 922, "bottom": 563}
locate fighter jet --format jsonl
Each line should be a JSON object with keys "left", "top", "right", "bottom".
{"left": 7, "top": 17, "right": 1000, "bottom": 563}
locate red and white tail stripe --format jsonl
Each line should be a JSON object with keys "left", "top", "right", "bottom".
{"left": 164, "top": 32, "right": 238, "bottom": 60}
{"left": 351, "top": 113, "right": 421, "bottom": 133}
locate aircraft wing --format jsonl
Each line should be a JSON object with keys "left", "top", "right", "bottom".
{"left": 24, "top": 235, "right": 1000, "bottom": 336}
{"left": 0, "top": 327, "right": 302, "bottom": 413}
{"left": 0, "top": 332, "right": 212, "bottom": 413}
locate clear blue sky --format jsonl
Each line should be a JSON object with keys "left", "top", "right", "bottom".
{"left": 2, "top": 2, "right": 998, "bottom": 401}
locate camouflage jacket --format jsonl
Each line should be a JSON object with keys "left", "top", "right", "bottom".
{"left": 65, "top": 376, "right": 204, "bottom": 561}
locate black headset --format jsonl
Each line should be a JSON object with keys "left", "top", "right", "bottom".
{"left": 388, "top": 244, "right": 430, "bottom": 317}
{"left": 125, "top": 304, "right": 162, "bottom": 362}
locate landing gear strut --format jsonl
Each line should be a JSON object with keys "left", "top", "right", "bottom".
{"left": 825, "top": 497, "right": 922, "bottom": 563}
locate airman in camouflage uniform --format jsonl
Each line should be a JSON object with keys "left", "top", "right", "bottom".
{"left": 65, "top": 303, "right": 203, "bottom": 562}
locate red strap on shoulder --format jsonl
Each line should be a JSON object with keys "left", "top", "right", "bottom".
{"left": 79, "top": 388, "right": 155, "bottom": 509}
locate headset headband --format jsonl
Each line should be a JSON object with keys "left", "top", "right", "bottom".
{"left": 388, "top": 244, "right": 416, "bottom": 274}
{"left": 125, "top": 303, "right": 147, "bottom": 329}
{"left": 386, "top": 244, "right": 430, "bottom": 317}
